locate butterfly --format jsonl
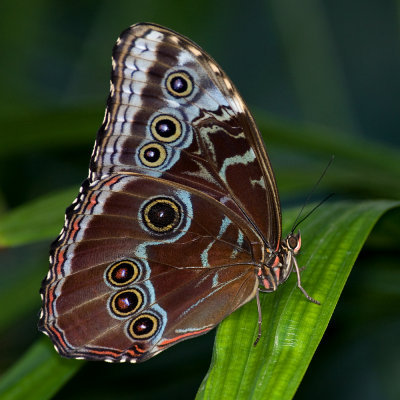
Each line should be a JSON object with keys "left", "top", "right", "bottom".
{"left": 39, "top": 23, "right": 318, "bottom": 363}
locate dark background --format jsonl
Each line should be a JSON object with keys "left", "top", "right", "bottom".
{"left": 0, "top": 1, "right": 399, "bottom": 399}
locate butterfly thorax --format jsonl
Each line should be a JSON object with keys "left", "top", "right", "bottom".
{"left": 258, "top": 231, "right": 301, "bottom": 292}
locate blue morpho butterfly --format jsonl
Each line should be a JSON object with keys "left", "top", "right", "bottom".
{"left": 39, "top": 23, "right": 319, "bottom": 363}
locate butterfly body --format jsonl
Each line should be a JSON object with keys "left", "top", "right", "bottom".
{"left": 39, "top": 23, "right": 312, "bottom": 363}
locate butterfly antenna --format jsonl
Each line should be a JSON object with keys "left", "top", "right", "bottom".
{"left": 290, "top": 155, "right": 335, "bottom": 233}
{"left": 291, "top": 192, "right": 334, "bottom": 232}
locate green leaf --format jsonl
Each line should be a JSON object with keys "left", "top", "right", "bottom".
{"left": 0, "top": 243, "right": 46, "bottom": 332}
{"left": 0, "top": 188, "right": 78, "bottom": 247}
{"left": 257, "top": 115, "right": 400, "bottom": 199}
{"left": 0, "top": 338, "right": 81, "bottom": 400}
{"left": 267, "top": 0, "right": 358, "bottom": 133}
{"left": 197, "top": 200, "right": 399, "bottom": 399}
{"left": 0, "top": 110, "right": 99, "bottom": 157}
{"left": 1, "top": 200, "right": 397, "bottom": 400}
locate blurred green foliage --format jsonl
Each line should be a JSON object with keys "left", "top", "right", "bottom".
{"left": 0, "top": 1, "right": 399, "bottom": 399}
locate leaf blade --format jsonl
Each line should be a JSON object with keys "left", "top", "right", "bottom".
{"left": 0, "top": 188, "right": 78, "bottom": 247}
{"left": 197, "top": 200, "right": 399, "bottom": 399}
{"left": 0, "top": 338, "right": 82, "bottom": 400}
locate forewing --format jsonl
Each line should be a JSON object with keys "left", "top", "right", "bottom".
{"left": 91, "top": 23, "right": 281, "bottom": 247}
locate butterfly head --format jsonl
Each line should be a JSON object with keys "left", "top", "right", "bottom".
{"left": 258, "top": 231, "right": 301, "bottom": 292}
{"left": 276, "top": 230, "right": 302, "bottom": 284}
{"left": 259, "top": 230, "right": 319, "bottom": 304}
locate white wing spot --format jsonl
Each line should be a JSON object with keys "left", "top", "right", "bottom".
{"left": 188, "top": 45, "right": 202, "bottom": 57}
{"left": 147, "top": 30, "right": 164, "bottom": 41}
{"left": 212, "top": 272, "right": 219, "bottom": 288}
{"left": 219, "top": 148, "right": 256, "bottom": 182}
{"left": 250, "top": 177, "right": 266, "bottom": 189}
{"left": 231, "top": 230, "right": 244, "bottom": 259}
{"left": 200, "top": 216, "right": 231, "bottom": 267}
{"left": 223, "top": 77, "right": 233, "bottom": 90}
{"left": 210, "top": 62, "right": 220, "bottom": 73}
{"left": 231, "top": 95, "right": 245, "bottom": 113}
{"left": 110, "top": 82, "right": 115, "bottom": 97}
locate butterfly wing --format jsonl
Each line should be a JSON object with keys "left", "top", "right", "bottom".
{"left": 92, "top": 23, "right": 281, "bottom": 247}
{"left": 40, "top": 23, "right": 282, "bottom": 362}
{"left": 39, "top": 174, "right": 260, "bottom": 362}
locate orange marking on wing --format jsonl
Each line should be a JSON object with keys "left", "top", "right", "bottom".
{"left": 132, "top": 345, "right": 146, "bottom": 354}
{"left": 160, "top": 327, "right": 211, "bottom": 346}
{"left": 55, "top": 249, "right": 66, "bottom": 275}
{"left": 87, "top": 193, "right": 98, "bottom": 211}
{"left": 47, "top": 287, "right": 55, "bottom": 316}
{"left": 126, "top": 350, "right": 138, "bottom": 357}
{"left": 88, "top": 349, "right": 121, "bottom": 357}
{"left": 105, "top": 176, "right": 121, "bottom": 187}
{"left": 70, "top": 216, "right": 81, "bottom": 241}
{"left": 50, "top": 326, "right": 68, "bottom": 348}
{"left": 86, "top": 347, "right": 142, "bottom": 359}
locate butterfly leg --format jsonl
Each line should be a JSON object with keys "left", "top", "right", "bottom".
{"left": 253, "top": 289, "right": 262, "bottom": 346}
{"left": 293, "top": 257, "right": 320, "bottom": 305}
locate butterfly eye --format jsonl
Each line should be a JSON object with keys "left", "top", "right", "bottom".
{"left": 288, "top": 235, "right": 299, "bottom": 250}
{"left": 139, "top": 143, "right": 167, "bottom": 167}
{"left": 128, "top": 314, "right": 159, "bottom": 340}
{"left": 166, "top": 70, "right": 193, "bottom": 97}
{"left": 110, "top": 289, "right": 143, "bottom": 317}
{"left": 142, "top": 198, "right": 181, "bottom": 233}
{"left": 151, "top": 114, "right": 182, "bottom": 143}
{"left": 106, "top": 260, "right": 139, "bottom": 287}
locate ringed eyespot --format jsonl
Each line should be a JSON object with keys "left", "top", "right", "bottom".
{"left": 142, "top": 197, "right": 181, "bottom": 233}
{"left": 151, "top": 114, "right": 182, "bottom": 143}
{"left": 139, "top": 143, "right": 167, "bottom": 167}
{"left": 128, "top": 313, "right": 159, "bottom": 340}
{"left": 110, "top": 289, "right": 143, "bottom": 317}
{"left": 106, "top": 260, "right": 140, "bottom": 287}
{"left": 166, "top": 71, "right": 193, "bottom": 98}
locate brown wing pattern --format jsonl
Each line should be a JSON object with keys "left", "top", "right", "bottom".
{"left": 91, "top": 23, "right": 280, "bottom": 247}
{"left": 40, "top": 174, "right": 260, "bottom": 361}
{"left": 39, "top": 23, "right": 282, "bottom": 362}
